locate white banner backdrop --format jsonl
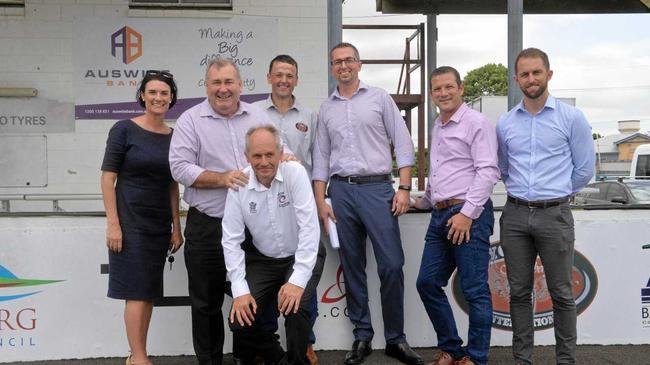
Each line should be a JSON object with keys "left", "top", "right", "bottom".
{"left": 1, "top": 209, "right": 650, "bottom": 361}
{"left": 73, "top": 17, "right": 277, "bottom": 120}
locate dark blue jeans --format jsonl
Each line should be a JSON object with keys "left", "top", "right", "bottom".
{"left": 416, "top": 200, "right": 494, "bottom": 365}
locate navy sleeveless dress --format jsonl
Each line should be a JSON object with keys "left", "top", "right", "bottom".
{"left": 101, "top": 119, "right": 173, "bottom": 300}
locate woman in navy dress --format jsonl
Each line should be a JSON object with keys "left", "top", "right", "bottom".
{"left": 101, "top": 71, "right": 182, "bottom": 365}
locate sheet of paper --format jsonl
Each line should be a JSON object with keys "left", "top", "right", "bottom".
{"left": 325, "top": 198, "right": 339, "bottom": 249}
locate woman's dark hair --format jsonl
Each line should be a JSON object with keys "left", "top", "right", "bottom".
{"left": 136, "top": 70, "right": 178, "bottom": 108}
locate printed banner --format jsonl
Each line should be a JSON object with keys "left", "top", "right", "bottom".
{"left": 73, "top": 17, "right": 277, "bottom": 120}
{"left": 3, "top": 211, "right": 650, "bottom": 361}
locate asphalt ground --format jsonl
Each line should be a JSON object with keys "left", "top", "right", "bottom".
{"left": 8, "top": 345, "right": 650, "bottom": 365}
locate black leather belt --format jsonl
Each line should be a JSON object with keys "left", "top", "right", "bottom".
{"left": 331, "top": 174, "right": 392, "bottom": 184}
{"left": 507, "top": 195, "right": 569, "bottom": 208}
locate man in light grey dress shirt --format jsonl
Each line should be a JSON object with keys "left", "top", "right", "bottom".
{"left": 254, "top": 54, "right": 323, "bottom": 365}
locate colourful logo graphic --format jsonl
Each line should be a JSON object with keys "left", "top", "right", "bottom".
{"left": 321, "top": 265, "right": 346, "bottom": 303}
{"left": 111, "top": 26, "right": 142, "bottom": 64}
{"left": 640, "top": 277, "right": 650, "bottom": 327}
{"left": 452, "top": 242, "right": 598, "bottom": 331}
{"left": 642, "top": 278, "right": 650, "bottom": 305}
{"left": 0, "top": 264, "right": 63, "bottom": 302}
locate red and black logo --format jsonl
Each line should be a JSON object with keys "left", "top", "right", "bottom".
{"left": 321, "top": 265, "right": 346, "bottom": 304}
{"left": 452, "top": 242, "right": 598, "bottom": 331}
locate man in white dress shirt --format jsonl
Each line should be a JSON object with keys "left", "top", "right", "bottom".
{"left": 222, "top": 124, "right": 321, "bottom": 365}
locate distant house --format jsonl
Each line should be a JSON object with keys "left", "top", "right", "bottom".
{"left": 595, "top": 120, "right": 650, "bottom": 178}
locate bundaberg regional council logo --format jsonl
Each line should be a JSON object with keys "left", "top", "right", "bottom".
{"left": 452, "top": 242, "right": 598, "bottom": 331}
{"left": 0, "top": 264, "right": 63, "bottom": 302}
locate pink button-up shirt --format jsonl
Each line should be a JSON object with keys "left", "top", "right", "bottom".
{"left": 421, "top": 103, "right": 499, "bottom": 219}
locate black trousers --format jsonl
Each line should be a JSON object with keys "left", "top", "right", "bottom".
{"left": 229, "top": 241, "right": 324, "bottom": 365}
{"left": 184, "top": 207, "right": 228, "bottom": 365}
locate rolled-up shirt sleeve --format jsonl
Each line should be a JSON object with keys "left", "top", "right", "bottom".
{"left": 311, "top": 106, "right": 331, "bottom": 182}
{"left": 419, "top": 182, "right": 434, "bottom": 210}
{"left": 461, "top": 118, "right": 500, "bottom": 219}
{"left": 169, "top": 113, "right": 206, "bottom": 187}
{"left": 382, "top": 92, "right": 415, "bottom": 169}
{"left": 287, "top": 166, "right": 319, "bottom": 288}
{"left": 221, "top": 189, "right": 249, "bottom": 298}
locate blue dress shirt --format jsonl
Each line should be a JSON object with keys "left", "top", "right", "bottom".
{"left": 496, "top": 95, "right": 595, "bottom": 201}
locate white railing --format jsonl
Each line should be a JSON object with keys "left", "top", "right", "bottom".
{"left": 0, "top": 194, "right": 102, "bottom": 213}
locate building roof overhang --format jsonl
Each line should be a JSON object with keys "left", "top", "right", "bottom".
{"left": 376, "top": 0, "right": 650, "bottom": 14}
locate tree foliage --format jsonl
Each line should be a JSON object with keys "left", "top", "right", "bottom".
{"left": 463, "top": 63, "right": 508, "bottom": 103}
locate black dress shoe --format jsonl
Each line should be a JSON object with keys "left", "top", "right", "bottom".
{"left": 384, "top": 342, "right": 424, "bottom": 365}
{"left": 344, "top": 340, "right": 372, "bottom": 365}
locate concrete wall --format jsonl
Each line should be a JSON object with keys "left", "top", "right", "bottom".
{"left": 2, "top": 209, "right": 650, "bottom": 361}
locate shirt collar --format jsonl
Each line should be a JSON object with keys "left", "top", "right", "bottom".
{"left": 263, "top": 94, "right": 301, "bottom": 112}
{"left": 199, "top": 99, "right": 250, "bottom": 119}
{"left": 515, "top": 94, "right": 557, "bottom": 114}
{"left": 331, "top": 80, "right": 368, "bottom": 100}
{"left": 437, "top": 102, "right": 469, "bottom": 126}
{"left": 247, "top": 165, "right": 284, "bottom": 192}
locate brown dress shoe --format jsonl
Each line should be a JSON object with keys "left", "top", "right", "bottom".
{"left": 306, "top": 344, "right": 319, "bottom": 365}
{"left": 455, "top": 356, "right": 475, "bottom": 365}
{"left": 428, "top": 351, "right": 455, "bottom": 365}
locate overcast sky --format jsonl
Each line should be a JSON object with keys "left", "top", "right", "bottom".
{"left": 342, "top": 1, "right": 650, "bottom": 136}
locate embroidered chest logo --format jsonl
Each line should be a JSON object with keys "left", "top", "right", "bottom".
{"left": 277, "top": 192, "right": 290, "bottom": 207}
{"left": 249, "top": 201, "right": 258, "bottom": 214}
{"left": 295, "top": 122, "right": 308, "bottom": 133}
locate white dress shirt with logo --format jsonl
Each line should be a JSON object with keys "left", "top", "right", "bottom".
{"left": 222, "top": 161, "right": 320, "bottom": 298}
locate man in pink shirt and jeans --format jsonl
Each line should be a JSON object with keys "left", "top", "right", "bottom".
{"left": 413, "top": 66, "right": 499, "bottom": 365}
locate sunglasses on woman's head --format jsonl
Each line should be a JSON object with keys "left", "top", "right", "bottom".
{"left": 145, "top": 70, "right": 174, "bottom": 79}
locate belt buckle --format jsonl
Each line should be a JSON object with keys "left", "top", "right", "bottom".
{"left": 347, "top": 176, "right": 357, "bottom": 185}
{"left": 524, "top": 200, "right": 537, "bottom": 209}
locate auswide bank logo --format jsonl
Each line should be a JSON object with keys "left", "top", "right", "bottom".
{"left": 111, "top": 26, "right": 142, "bottom": 64}
{"left": 0, "top": 264, "right": 63, "bottom": 302}
{"left": 452, "top": 242, "right": 598, "bottom": 331}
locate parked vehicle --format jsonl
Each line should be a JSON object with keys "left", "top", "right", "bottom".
{"left": 574, "top": 179, "right": 650, "bottom": 205}
{"left": 631, "top": 144, "right": 650, "bottom": 179}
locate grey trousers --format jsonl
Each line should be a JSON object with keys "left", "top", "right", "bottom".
{"left": 500, "top": 201, "right": 577, "bottom": 365}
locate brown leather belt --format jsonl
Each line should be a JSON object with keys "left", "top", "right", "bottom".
{"left": 507, "top": 195, "right": 569, "bottom": 208}
{"left": 434, "top": 198, "right": 465, "bottom": 210}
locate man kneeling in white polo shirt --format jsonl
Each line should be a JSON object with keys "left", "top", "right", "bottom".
{"left": 222, "top": 124, "right": 322, "bottom": 365}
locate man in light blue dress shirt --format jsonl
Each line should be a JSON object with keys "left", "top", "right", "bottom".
{"left": 496, "top": 48, "right": 595, "bottom": 365}
{"left": 312, "top": 42, "right": 423, "bottom": 365}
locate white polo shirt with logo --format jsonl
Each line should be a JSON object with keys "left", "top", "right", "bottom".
{"left": 221, "top": 161, "right": 319, "bottom": 298}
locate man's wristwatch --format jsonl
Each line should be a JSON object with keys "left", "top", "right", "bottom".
{"left": 398, "top": 185, "right": 412, "bottom": 191}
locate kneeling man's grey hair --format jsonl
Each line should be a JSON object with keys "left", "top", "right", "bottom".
{"left": 245, "top": 124, "right": 282, "bottom": 152}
